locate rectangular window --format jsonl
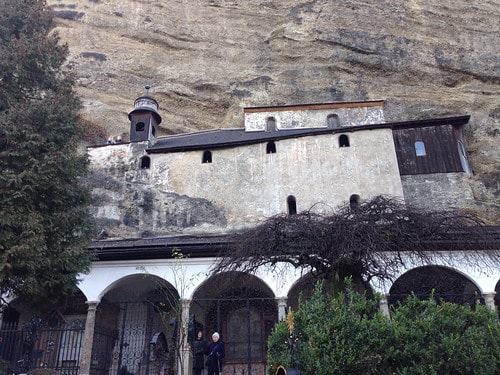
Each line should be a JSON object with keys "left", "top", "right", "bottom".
{"left": 415, "top": 141, "right": 426, "bottom": 156}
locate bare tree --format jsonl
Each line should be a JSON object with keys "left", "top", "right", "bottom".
{"left": 141, "top": 249, "right": 203, "bottom": 375}
{"left": 212, "top": 196, "right": 499, "bottom": 289}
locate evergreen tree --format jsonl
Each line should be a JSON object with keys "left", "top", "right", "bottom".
{"left": 0, "top": 0, "right": 94, "bottom": 306}
{"left": 267, "top": 283, "right": 500, "bottom": 375}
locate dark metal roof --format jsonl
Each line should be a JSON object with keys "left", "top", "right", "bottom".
{"left": 88, "top": 224, "right": 499, "bottom": 262}
{"left": 147, "top": 115, "right": 470, "bottom": 154}
{"left": 89, "top": 234, "right": 234, "bottom": 261}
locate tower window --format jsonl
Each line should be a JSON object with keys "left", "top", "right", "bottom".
{"left": 349, "top": 194, "right": 360, "bottom": 210}
{"left": 140, "top": 156, "right": 151, "bottom": 169}
{"left": 287, "top": 195, "right": 297, "bottom": 215}
{"left": 327, "top": 114, "right": 340, "bottom": 128}
{"left": 339, "top": 134, "right": 350, "bottom": 147}
{"left": 415, "top": 141, "right": 426, "bottom": 156}
{"left": 266, "top": 141, "right": 276, "bottom": 154}
{"left": 202, "top": 150, "right": 212, "bottom": 163}
{"left": 266, "top": 117, "right": 276, "bottom": 132}
{"left": 135, "top": 122, "right": 145, "bottom": 132}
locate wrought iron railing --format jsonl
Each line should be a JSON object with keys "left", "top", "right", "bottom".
{"left": 0, "top": 319, "right": 84, "bottom": 375}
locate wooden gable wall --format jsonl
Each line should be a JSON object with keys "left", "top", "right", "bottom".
{"left": 393, "top": 124, "right": 464, "bottom": 175}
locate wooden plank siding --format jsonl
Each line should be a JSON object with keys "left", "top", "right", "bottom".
{"left": 393, "top": 124, "right": 464, "bottom": 175}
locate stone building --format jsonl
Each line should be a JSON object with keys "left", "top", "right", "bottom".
{"left": 1, "top": 90, "right": 499, "bottom": 375}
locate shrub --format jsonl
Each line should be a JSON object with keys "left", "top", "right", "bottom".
{"left": 267, "top": 282, "right": 500, "bottom": 375}
{"left": 292, "top": 282, "right": 391, "bottom": 375}
{"left": 386, "top": 296, "right": 500, "bottom": 374}
{"left": 267, "top": 320, "right": 293, "bottom": 375}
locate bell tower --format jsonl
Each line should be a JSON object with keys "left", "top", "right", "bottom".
{"left": 128, "top": 86, "right": 162, "bottom": 144}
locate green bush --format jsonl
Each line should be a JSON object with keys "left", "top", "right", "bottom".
{"left": 267, "top": 320, "right": 293, "bottom": 375}
{"left": 293, "top": 283, "right": 391, "bottom": 375}
{"left": 267, "top": 282, "right": 500, "bottom": 375}
{"left": 386, "top": 296, "right": 500, "bottom": 375}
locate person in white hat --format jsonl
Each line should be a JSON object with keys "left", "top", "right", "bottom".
{"left": 205, "top": 332, "right": 225, "bottom": 375}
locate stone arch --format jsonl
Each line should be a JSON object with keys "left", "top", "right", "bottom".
{"left": 287, "top": 273, "right": 324, "bottom": 312}
{"left": 190, "top": 272, "right": 277, "bottom": 374}
{"left": 191, "top": 271, "right": 275, "bottom": 301}
{"left": 389, "top": 265, "right": 482, "bottom": 306}
{"left": 99, "top": 273, "right": 176, "bottom": 302}
{"left": 93, "top": 274, "right": 179, "bottom": 375}
{"left": 287, "top": 273, "right": 370, "bottom": 312}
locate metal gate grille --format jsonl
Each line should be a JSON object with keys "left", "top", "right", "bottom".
{"left": 91, "top": 301, "right": 173, "bottom": 375}
{"left": 389, "top": 265, "right": 484, "bottom": 306}
{"left": 90, "top": 296, "right": 278, "bottom": 375}
{"left": 193, "top": 296, "right": 278, "bottom": 375}
{"left": 0, "top": 318, "right": 84, "bottom": 374}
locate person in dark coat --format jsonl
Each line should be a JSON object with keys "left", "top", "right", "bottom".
{"left": 193, "top": 331, "right": 207, "bottom": 375}
{"left": 205, "top": 332, "right": 225, "bottom": 375}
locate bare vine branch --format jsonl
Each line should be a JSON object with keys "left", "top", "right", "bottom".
{"left": 213, "top": 196, "right": 499, "bottom": 285}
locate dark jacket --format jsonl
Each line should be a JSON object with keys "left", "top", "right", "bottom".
{"left": 205, "top": 341, "right": 225, "bottom": 372}
{"left": 192, "top": 338, "right": 207, "bottom": 369}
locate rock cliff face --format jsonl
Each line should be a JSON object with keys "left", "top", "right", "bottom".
{"left": 48, "top": 0, "right": 499, "bottom": 222}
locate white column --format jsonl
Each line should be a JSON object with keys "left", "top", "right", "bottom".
{"left": 277, "top": 297, "right": 288, "bottom": 321}
{"left": 179, "top": 299, "right": 192, "bottom": 375}
{"left": 483, "top": 292, "right": 497, "bottom": 311}
{"left": 379, "top": 294, "right": 391, "bottom": 318}
{"left": 80, "top": 301, "right": 99, "bottom": 375}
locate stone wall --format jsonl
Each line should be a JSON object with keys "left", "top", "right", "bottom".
{"left": 243, "top": 102, "right": 385, "bottom": 131}
{"left": 401, "top": 173, "right": 476, "bottom": 212}
{"left": 48, "top": 0, "right": 499, "bottom": 222}
{"left": 88, "top": 127, "right": 403, "bottom": 238}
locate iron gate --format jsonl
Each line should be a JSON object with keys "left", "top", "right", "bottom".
{"left": 90, "top": 300, "right": 173, "bottom": 375}
{"left": 0, "top": 318, "right": 84, "bottom": 375}
{"left": 192, "top": 296, "right": 278, "bottom": 375}
{"left": 90, "top": 296, "right": 278, "bottom": 375}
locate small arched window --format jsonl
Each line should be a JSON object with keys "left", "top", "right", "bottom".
{"left": 327, "top": 114, "right": 340, "bottom": 128}
{"left": 287, "top": 195, "right": 297, "bottom": 215}
{"left": 349, "top": 194, "right": 360, "bottom": 210}
{"left": 415, "top": 141, "right": 426, "bottom": 156}
{"left": 202, "top": 150, "right": 212, "bottom": 163}
{"left": 135, "top": 122, "right": 145, "bottom": 132}
{"left": 266, "top": 141, "right": 276, "bottom": 154}
{"left": 339, "top": 134, "right": 350, "bottom": 147}
{"left": 140, "top": 156, "right": 151, "bottom": 169}
{"left": 266, "top": 117, "right": 276, "bottom": 132}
